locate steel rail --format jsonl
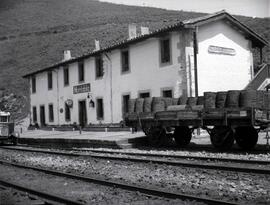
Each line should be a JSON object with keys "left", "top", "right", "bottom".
{"left": 1, "top": 146, "right": 270, "bottom": 175}
{"left": 0, "top": 179, "right": 83, "bottom": 205}
{"left": 0, "top": 159, "right": 238, "bottom": 205}
{"left": 85, "top": 148, "right": 270, "bottom": 165}
{"left": 4, "top": 145, "right": 270, "bottom": 165}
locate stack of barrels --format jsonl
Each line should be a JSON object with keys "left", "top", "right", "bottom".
{"left": 204, "top": 90, "right": 270, "bottom": 110}
{"left": 128, "top": 90, "right": 270, "bottom": 114}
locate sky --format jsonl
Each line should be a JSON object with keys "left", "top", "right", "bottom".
{"left": 100, "top": 0, "right": 270, "bottom": 18}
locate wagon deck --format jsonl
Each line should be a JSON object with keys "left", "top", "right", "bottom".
{"left": 126, "top": 107, "right": 270, "bottom": 128}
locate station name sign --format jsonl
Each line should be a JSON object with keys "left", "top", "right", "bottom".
{"left": 208, "top": 45, "right": 236, "bottom": 56}
{"left": 73, "top": 83, "right": 91, "bottom": 94}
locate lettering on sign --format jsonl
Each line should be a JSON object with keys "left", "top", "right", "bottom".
{"left": 73, "top": 83, "right": 91, "bottom": 94}
{"left": 208, "top": 45, "right": 236, "bottom": 56}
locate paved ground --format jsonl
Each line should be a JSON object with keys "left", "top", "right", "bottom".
{"left": 20, "top": 130, "right": 143, "bottom": 141}
{"left": 19, "top": 129, "right": 270, "bottom": 146}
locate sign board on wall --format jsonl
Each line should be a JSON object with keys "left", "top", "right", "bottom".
{"left": 73, "top": 83, "right": 91, "bottom": 94}
{"left": 208, "top": 45, "right": 236, "bottom": 56}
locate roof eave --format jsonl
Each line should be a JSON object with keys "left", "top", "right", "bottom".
{"left": 183, "top": 13, "right": 268, "bottom": 48}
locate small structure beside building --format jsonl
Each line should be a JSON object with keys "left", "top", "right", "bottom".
{"left": 23, "top": 11, "right": 268, "bottom": 127}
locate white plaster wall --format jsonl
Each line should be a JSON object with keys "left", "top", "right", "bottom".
{"left": 197, "top": 20, "right": 253, "bottom": 95}
{"left": 30, "top": 57, "right": 111, "bottom": 125}
{"left": 30, "top": 70, "right": 58, "bottom": 126}
{"left": 111, "top": 32, "right": 181, "bottom": 123}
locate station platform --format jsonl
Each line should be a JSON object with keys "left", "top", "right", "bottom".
{"left": 18, "top": 130, "right": 147, "bottom": 149}
{"left": 17, "top": 129, "right": 270, "bottom": 150}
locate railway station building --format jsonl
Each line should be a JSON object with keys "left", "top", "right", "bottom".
{"left": 23, "top": 11, "right": 268, "bottom": 127}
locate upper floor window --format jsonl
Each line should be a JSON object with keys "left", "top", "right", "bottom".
{"left": 63, "top": 66, "right": 69, "bottom": 86}
{"left": 78, "top": 61, "right": 84, "bottom": 82}
{"left": 47, "top": 71, "right": 53, "bottom": 90}
{"left": 121, "top": 50, "right": 130, "bottom": 73}
{"left": 160, "top": 37, "right": 171, "bottom": 64}
{"left": 32, "top": 76, "right": 36, "bottom": 93}
{"left": 95, "top": 55, "right": 103, "bottom": 78}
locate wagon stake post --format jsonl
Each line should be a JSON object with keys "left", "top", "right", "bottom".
{"left": 266, "top": 128, "right": 270, "bottom": 149}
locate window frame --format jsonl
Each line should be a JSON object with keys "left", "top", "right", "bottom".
{"left": 121, "top": 49, "right": 130, "bottom": 74}
{"left": 47, "top": 71, "right": 53, "bottom": 90}
{"left": 32, "top": 106, "right": 37, "bottom": 123}
{"left": 65, "top": 103, "right": 71, "bottom": 122}
{"left": 138, "top": 90, "right": 151, "bottom": 98}
{"left": 122, "top": 93, "right": 130, "bottom": 117}
{"left": 63, "top": 65, "right": 69, "bottom": 86}
{"left": 161, "top": 87, "right": 174, "bottom": 98}
{"left": 48, "top": 103, "right": 54, "bottom": 122}
{"left": 96, "top": 98, "right": 104, "bottom": 120}
{"left": 31, "top": 76, "right": 36, "bottom": 94}
{"left": 159, "top": 35, "right": 172, "bottom": 66}
{"left": 95, "top": 55, "right": 104, "bottom": 79}
{"left": 78, "top": 61, "right": 85, "bottom": 83}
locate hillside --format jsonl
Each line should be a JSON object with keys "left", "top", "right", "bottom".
{"left": 0, "top": 0, "right": 269, "bottom": 121}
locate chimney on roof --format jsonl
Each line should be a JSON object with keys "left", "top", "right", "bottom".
{"left": 128, "top": 24, "right": 137, "bottom": 39}
{"left": 94, "top": 39, "right": 100, "bottom": 51}
{"left": 63, "top": 50, "right": 71, "bottom": 61}
{"left": 141, "top": 26, "right": 149, "bottom": 35}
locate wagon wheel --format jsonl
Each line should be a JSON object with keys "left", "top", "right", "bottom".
{"left": 147, "top": 126, "right": 167, "bottom": 147}
{"left": 210, "top": 126, "right": 234, "bottom": 150}
{"left": 234, "top": 126, "right": 258, "bottom": 150}
{"left": 142, "top": 126, "right": 151, "bottom": 136}
{"left": 173, "top": 126, "right": 192, "bottom": 147}
{"left": 11, "top": 135, "right": 18, "bottom": 145}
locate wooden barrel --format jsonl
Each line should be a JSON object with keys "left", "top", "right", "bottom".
{"left": 152, "top": 97, "right": 165, "bottom": 112}
{"left": 128, "top": 99, "right": 136, "bottom": 113}
{"left": 197, "top": 96, "right": 204, "bottom": 105}
{"left": 226, "top": 90, "right": 240, "bottom": 108}
{"left": 143, "top": 97, "right": 152, "bottom": 112}
{"left": 187, "top": 97, "right": 197, "bottom": 106}
{"left": 163, "top": 97, "right": 173, "bottom": 108}
{"left": 239, "top": 90, "right": 257, "bottom": 108}
{"left": 204, "top": 92, "right": 216, "bottom": 109}
{"left": 179, "top": 96, "right": 187, "bottom": 105}
{"left": 135, "top": 98, "right": 144, "bottom": 113}
{"left": 172, "top": 98, "right": 179, "bottom": 105}
{"left": 216, "top": 91, "right": 227, "bottom": 108}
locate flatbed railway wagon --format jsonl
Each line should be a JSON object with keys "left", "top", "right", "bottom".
{"left": 125, "top": 90, "right": 270, "bottom": 150}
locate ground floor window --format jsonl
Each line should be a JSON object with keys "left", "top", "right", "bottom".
{"left": 162, "top": 89, "right": 173, "bottom": 98}
{"left": 139, "top": 91, "right": 150, "bottom": 98}
{"left": 32, "top": 106, "right": 37, "bottom": 123}
{"left": 48, "top": 104, "right": 54, "bottom": 122}
{"left": 122, "top": 94, "right": 130, "bottom": 116}
{"left": 96, "top": 98, "right": 104, "bottom": 120}
{"left": 65, "top": 103, "right": 71, "bottom": 121}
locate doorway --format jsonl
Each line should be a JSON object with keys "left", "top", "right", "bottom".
{"left": 40, "top": 105, "right": 46, "bottom": 126}
{"left": 78, "top": 100, "right": 87, "bottom": 128}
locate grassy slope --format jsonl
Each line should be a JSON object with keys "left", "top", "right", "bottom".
{"left": 0, "top": 0, "right": 269, "bottom": 119}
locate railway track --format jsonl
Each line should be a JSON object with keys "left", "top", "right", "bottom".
{"left": 1, "top": 146, "right": 270, "bottom": 175}
{"left": 0, "top": 178, "right": 84, "bottom": 205}
{"left": 0, "top": 159, "right": 239, "bottom": 205}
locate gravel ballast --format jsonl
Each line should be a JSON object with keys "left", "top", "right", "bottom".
{"left": 0, "top": 148, "right": 269, "bottom": 204}
{"left": 0, "top": 164, "right": 196, "bottom": 205}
